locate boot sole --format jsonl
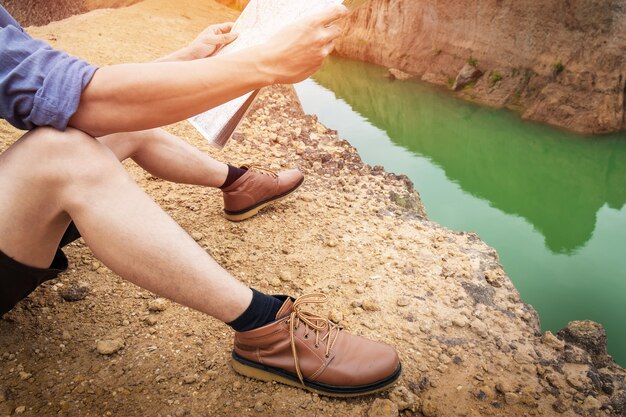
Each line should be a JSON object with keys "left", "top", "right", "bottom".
{"left": 223, "top": 177, "right": 305, "bottom": 222}
{"left": 231, "top": 351, "right": 402, "bottom": 397}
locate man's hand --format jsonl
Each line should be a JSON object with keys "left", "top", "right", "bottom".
{"left": 157, "top": 22, "right": 238, "bottom": 62}
{"left": 259, "top": 5, "right": 349, "bottom": 85}
{"left": 69, "top": 6, "right": 349, "bottom": 137}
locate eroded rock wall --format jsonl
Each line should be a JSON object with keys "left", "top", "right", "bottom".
{"left": 335, "top": 0, "right": 626, "bottom": 134}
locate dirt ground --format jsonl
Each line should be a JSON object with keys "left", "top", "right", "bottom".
{"left": 2, "top": 0, "right": 142, "bottom": 27}
{"left": 1, "top": 1, "right": 625, "bottom": 417}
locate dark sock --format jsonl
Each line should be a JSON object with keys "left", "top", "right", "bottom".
{"left": 219, "top": 165, "right": 248, "bottom": 189}
{"left": 227, "top": 288, "right": 284, "bottom": 332}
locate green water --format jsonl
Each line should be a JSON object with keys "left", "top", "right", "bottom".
{"left": 294, "top": 56, "right": 626, "bottom": 366}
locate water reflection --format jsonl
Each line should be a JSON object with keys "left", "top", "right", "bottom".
{"left": 313, "top": 56, "right": 626, "bottom": 254}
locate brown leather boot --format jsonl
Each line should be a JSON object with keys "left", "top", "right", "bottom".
{"left": 232, "top": 294, "right": 402, "bottom": 397}
{"left": 221, "top": 165, "right": 304, "bottom": 222}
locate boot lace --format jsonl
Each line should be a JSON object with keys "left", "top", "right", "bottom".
{"left": 287, "top": 293, "right": 342, "bottom": 386}
{"left": 241, "top": 164, "right": 278, "bottom": 178}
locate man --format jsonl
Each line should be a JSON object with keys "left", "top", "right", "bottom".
{"left": 0, "top": 4, "right": 401, "bottom": 397}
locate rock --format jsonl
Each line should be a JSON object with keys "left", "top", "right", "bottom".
{"left": 484, "top": 270, "right": 503, "bottom": 287}
{"left": 278, "top": 271, "right": 291, "bottom": 281}
{"left": 557, "top": 321, "right": 611, "bottom": 367}
{"left": 0, "top": 389, "right": 6, "bottom": 402}
{"left": 421, "top": 398, "right": 438, "bottom": 417}
{"left": 387, "top": 68, "right": 415, "bottom": 81}
{"left": 253, "top": 400, "right": 266, "bottom": 412}
{"left": 469, "top": 318, "right": 488, "bottom": 338}
{"left": 542, "top": 331, "right": 565, "bottom": 350}
{"left": 563, "top": 364, "right": 591, "bottom": 391}
{"left": 583, "top": 395, "right": 601, "bottom": 411}
{"left": 182, "top": 374, "right": 198, "bottom": 385}
{"left": 368, "top": 398, "right": 398, "bottom": 417}
{"left": 60, "top": 282, "right": 90, "bottom": 302}
{"left": 452, "top": 63, "right": 483, "bottom": 91}
{"left": 270, "top": 278, "right": 282, "bottom": 287}
{"left": 148, "top": 298, "right": 168, "bottom": 312}
{"left": 19, "top": 371, "right": 31, "bottom": 381}
{"left": 96, "top": 339, "right": 124, "bottom": 355}
{"left": 14, "top": 406, "right": 26, "bottom": 414}
{"left": 495, "top": 381, "right": 513, "bottom": 394}
{"left": 362, "top": 299, "right": 381, "bottom": 312}
{"left": 191, "top": 232, "right": 204, "bottom": 241}
{"left": 504, "top": 392, "right": 519, "bottom": 405}
{"left": 452, "top": 316, "right": 467, "bottom": 328}
{"left": 144, "top": 316, "right": 158, "bottom": 326}
{"left": 552, "top": 399, "right": 568, "bottom": 413}
{"left": 329, "top": 311, "right": 344, "bottom": 323}
{"left": 611, "top": 390, "right": 626, "bottom": 415}
{"left": 389, "top": 191, "right": 423, "bottom": 214}
{"left": 389, "top": 386, "right": 418, "bottom": 411}
{"left": 298, "top": 194, "right": 314, "bottom": 203}
{"left": 396, "top": 297, "right": 410, "bottom": 307}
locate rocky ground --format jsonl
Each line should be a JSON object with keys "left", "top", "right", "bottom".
{"left": 2, "top": 0, "right": 141, "bottom": 27}
{"left": 1, "top": 1, "right": 626, "bottom": 416}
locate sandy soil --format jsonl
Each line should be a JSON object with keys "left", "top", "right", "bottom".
{"left": 1, "top": 1, "right": 625, "bottom": 417}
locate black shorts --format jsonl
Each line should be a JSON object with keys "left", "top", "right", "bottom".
{"left": 0, "top": 223, "right": 81, "bottom": 316}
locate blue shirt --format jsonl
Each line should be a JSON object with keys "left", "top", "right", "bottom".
{"left": 0, "top": 6, "right": 97, "bottom": 131}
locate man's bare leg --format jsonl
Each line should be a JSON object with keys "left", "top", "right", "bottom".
{"left": 98, "top": 128, "right": 229, "bottom": 187}
{"left": 0, "top": 128, "right": 251, "bottom": 322}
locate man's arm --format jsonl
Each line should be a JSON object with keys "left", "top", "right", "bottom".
{"left": 69, "top": 6, "right": 347, "bottom": 137}
{"left": 69, "top": 49, "right": 271, "bottom": 137}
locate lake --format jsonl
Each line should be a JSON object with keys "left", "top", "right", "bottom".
{"left": 295, "top": 55, "right": 626, "bottom": 366}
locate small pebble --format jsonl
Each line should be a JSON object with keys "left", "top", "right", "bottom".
{"left": 329, "top": 311, "right": 344, "bottom": 323}
{"left": 191, "top": 232, "right": 204, "bottom": 241}
{"left": 368, "top": 398, "right": 398, "bottom": 417}
{"left": 362, "top": 299, "right": 380, "bottom": 312}
{"left": 60, "top": 282, "right": 90, "bottom": 302}
{"left": 148, "top": 298, "right": 168, "bottom": 312}
{"left": 182, "top": 375, "right": 197, "bottom": 384}
{"left": 325, "top": 239, "right": 338, "bottom": 248}
{"left": 452, "top": 316, "right": 467, "bottom": 328}
{"left": 96, "top": 339, "right": 124, "bottom": 355}
{"left": 396, "top": 297, "right": 410, "bottom": 307}
{"left": 254, "top": 401, "right": 266, "bottom": 412}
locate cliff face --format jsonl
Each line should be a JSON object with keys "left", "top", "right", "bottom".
{"left": 335, "top": 0, "right": 626, "bottom": 134}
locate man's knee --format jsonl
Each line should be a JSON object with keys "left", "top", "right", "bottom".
{"left": 17, "top": 127, "right": 122, "bottom": 182}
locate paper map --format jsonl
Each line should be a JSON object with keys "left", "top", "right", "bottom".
{"left": 188, "top": 0, "right": 344, "bottom": 149}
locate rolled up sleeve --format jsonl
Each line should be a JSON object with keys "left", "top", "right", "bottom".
{"left": 0, "top": 25, "right": 97, "bottom": 131}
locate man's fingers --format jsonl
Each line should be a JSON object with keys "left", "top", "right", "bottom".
{"left": 310, "top": 4, "right": 349, "bottom": 27}
{"left": 211, "top": 32, "right": 238, "bottom": 45}
{"left": 213, "top": 22, "right": 235, "bottom": 34}
{"left": 322, "top": 24, "right": 342, "bottom": 42}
